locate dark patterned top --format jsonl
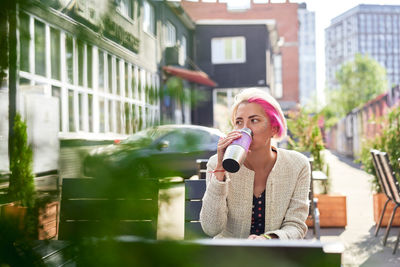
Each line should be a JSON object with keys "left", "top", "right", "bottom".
{"left": 250, "top": 190, "right": 266, "bottom": 235}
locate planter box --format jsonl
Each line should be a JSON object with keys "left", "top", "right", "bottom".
{"left": 373, "top": 193, "right": 400, "bottom": 227}
{"left": 306, "top": 194, "right": 347, "bottom": 227}
{"left": 38, "top": 201, "right": 59, "bottom": 240}
{"left": 1, "top": 201, "right": 59, "bottom": 239}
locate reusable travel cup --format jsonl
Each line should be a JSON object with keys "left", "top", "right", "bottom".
{"left": 222, "top": 128, "right": 252, "bottom": 173}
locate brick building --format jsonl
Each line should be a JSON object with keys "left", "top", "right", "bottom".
{"left": 182, "top": 0, "right": 300, "bottom": 110}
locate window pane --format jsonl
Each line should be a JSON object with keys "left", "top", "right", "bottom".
{"left": 51, "top": 86, "right": 61, "bottom": 131}
{"left": 34, "top": 20, "right": 45, "bottom": 76}
{"left": 98, "top": 51, "right": 104, "bottom": 92}
{"left": 131, "top": 105, "right": 137, "bottom": 133}
{"left": 50, "top": 28, "right": 61, "bottom": 80}
{"left": 125, "top": 102, "right": 130, "bottom": 134}
{"left": 66, "top": 35, "right": 73, "bottom": 84}
{"left": 108, "top": 100, "right": 113, "bottom": 132}
{"left": 99, "top": 97, "right": 105, "bottom": 133}
{"left": 125, "top": 63, "right": 129, "bottom": 97}
{"left": 116, "top": 60, "right": 120, "bottom": 95}
{"left": 87, "top": 45, "right": 92, "bottom": 88}
{"left": 88, "top": 94, "right": 93, "bottom": 132}
{"left": 77, "top": 41, "right": 84, "bottom": 86}
{"left": 108, "top": 55, "right": 112, "bottom": 92}
{"left": 116, "top": 101, "right": 122, "bottom": 133}
{"left": 138, "top": 106, "right": 143, "bottom": 131}
{"left": 19, "top": 12, "right": 30, "bottom": 72}
{"left": 68, "top": 90, "right": 75, "bottom": 132}
{"left": 236, "top": 39, "right": 243, "bottom": 59}
{"left": 225, "top": 39, "right": 232, "bottom": 60}
{"left": 79, "top": 93, "right": 84, "bottom": 131}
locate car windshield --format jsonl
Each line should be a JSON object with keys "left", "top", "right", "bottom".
{"left": 120, "top": 127, "right": 173, "bottom": 145}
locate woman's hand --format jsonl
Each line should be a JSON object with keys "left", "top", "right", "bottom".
{"left": 248, "top": 234, "right": 266, "bottom": 240}
{"left": 216, "top": 131, "right": 242, "bottom": 168}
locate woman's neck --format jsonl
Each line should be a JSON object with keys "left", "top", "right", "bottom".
{"left": 244, "top": 145, "right": 276, "bottom": 171}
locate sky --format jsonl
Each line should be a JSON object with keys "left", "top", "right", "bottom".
{"left": 183, "top": 0, "right": 400, "bottom": 104}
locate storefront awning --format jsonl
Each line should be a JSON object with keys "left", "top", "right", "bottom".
{"left": 163, "top": 66, "right": 217, "bottom": 87}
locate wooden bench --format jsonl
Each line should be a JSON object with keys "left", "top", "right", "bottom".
{"left": 184, "top": 179, "right": 208, "bottom": 239}
{"left": 58, "top": 177, "right": 159, "bottom": 240}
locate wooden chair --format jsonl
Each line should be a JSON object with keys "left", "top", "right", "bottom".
{"left": 370, "top": 149, "right": 395, "bottom": 236}
{"left": 196, "top": 159, "right": 208, "bottom": 179}
{"left": 58, "top": 177, "right": 159, "bottom": 240}
{"left": 378, "top": 152, "right": 400, "bottom": 254}
{"left": 184, "top": 179, "right": 208, "bottom": 239}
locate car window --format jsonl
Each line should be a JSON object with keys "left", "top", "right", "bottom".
{"left": 158, "top": 130, "right": 188, "bottom": 152}
{"left": 121, "top": 128, "right": 171, "bottom": 144}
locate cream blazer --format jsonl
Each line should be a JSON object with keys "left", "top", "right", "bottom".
{"left": 200, "top": 148, "right": 310, "bottom": 240}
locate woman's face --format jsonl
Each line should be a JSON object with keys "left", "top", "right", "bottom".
{"left": 234, "top": 102, "right": 277, "bottom": 150}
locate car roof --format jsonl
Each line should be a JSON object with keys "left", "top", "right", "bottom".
{"left": 156, "top": 124, "right": 224, "bottom": 136}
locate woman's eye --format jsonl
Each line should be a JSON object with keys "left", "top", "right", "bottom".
{"left": 251, "top": 119, "right": 259, "bottom": 123}
{"left": 235, "top": 121, "right": 242, "bottom": 125}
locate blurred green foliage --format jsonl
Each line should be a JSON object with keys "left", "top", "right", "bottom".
{"left": 287, "top": 108, "right": 330, "bottom": 194}
{"left": 358, "top": 105, "right": 400, "bottom": 193}
{"left": 8, "top": 113, "right": 36, "bottom": 208}
{"left": 323, "top": 54, "right": 387, "bottom": 128}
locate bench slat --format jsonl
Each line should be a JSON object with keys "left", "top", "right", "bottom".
{"left": 185, "top": 180, "right": 206, "bottom": 199}
{"left": 58, "top": 221, "right": 156, "bottom": 240}
{"left": 185, "top": 201, "right": 202, "bottom": 221}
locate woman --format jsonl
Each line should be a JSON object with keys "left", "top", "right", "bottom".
{"left": 200, "top": 88, "right": 310, "bottom": 240}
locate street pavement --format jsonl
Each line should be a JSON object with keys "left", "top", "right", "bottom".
{"left": 157, "top": 150, "right": 400, "bottom": 266}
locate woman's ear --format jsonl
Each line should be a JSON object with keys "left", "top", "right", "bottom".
{"left": 271, "top": 126, "right": 279, "bottom": 138}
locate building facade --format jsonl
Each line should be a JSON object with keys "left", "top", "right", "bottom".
{"left": 0, "top": 0, "right": 202, "bottom": 175}
{"left": 182, "top": 0, "right": 300, "bottom": 111}
{"left": 298, "top": 3, "right": 316, "bottom": 106}
{"left": 325, "top": 4, "right": 400, "bottom": 89}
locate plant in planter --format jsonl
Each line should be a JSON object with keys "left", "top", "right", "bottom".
{"left": 287, "top": 108, "right": 347, "bottom": 227}
{"left": 2, "top": 113, "right": 37, "bottom": 235}
{"left": 358, "top": 105, "right": 400, "bottom": 226}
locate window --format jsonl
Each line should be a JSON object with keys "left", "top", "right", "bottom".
{"left": 16, "top": 12, "right": 160, "bottom": 137}
{"left": 19, "top": 12, "right": 30, "bottom": 72}
{"left": 180, "top": 36, "right": 187, "bottom": 66}
{"left": 165, "top": 21, "right": 176, "bottom": 47}
{"left": 50, "top": 28, "right": 61, "bottom": 80}
{"left": 116, "top": 0, "right": 133, "bottom": 20}
{"left": 66, "top": 35, "right": 74, "bottom": 84}
{"left": 211, "top": 36, "right": 246, "bottom": 64}
{"left": 143, "top": 0, "right": 155, "bottom": 35}
{"left": 34, "top": 19, "right": 46, "bottom": 76}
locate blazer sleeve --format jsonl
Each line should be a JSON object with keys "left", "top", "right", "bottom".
{"left": 199, "top": 155, "right": 230, "bottom": 237}
{"left": 265, "top": 157, "right": 311, "bottom": 240}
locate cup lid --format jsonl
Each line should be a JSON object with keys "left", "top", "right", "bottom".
{"left": 241, "top": 128, "right": 252, "bottom": 138}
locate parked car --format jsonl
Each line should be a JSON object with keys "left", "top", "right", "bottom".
{"left": 84, "top": 125, "right": 224, "bottom": 179}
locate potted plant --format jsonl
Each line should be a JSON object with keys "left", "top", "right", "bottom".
{"left": 287, "top": 108, "right": 347, "bottom": 227}
{"left": 358, "top": 105, "right": 400, "bottom": 226}
{"left": 1, "top": 113, "right": 58, "bottom": 239}
{"left": 2, "top": 113, "right": 36, "bottom": 233}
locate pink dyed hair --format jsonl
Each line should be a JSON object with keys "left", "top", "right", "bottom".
{"left": 248, "top": 97, "right": 285, "bottom": 138}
